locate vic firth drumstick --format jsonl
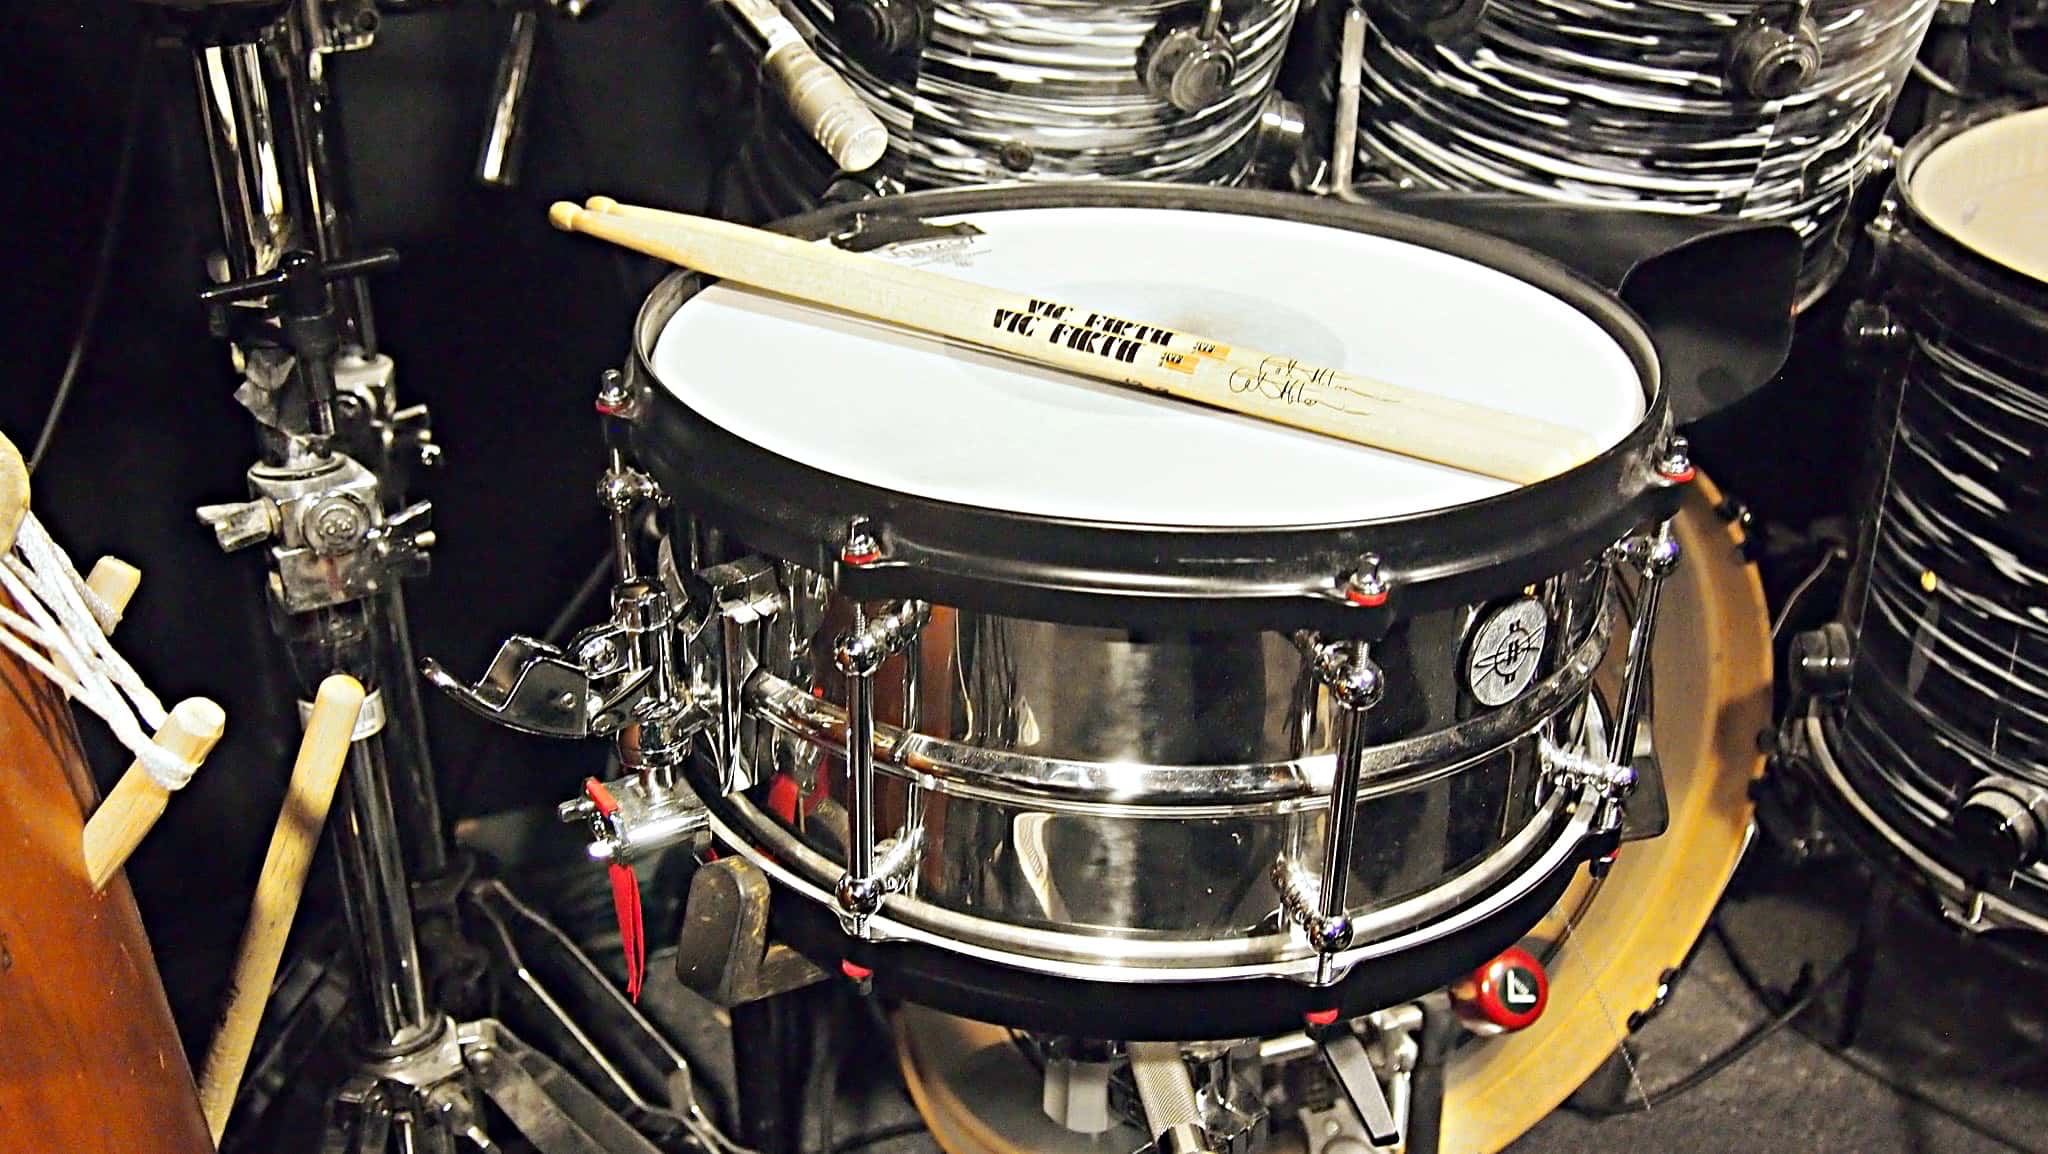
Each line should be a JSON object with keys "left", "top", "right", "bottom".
{"left": 555, "top": 197, "right": 1602, "bottom": 484}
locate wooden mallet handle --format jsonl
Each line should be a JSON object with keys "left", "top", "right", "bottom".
{"left": 558, "top": 198, "right": 1600, "bottom": 484}
{"left": 81, "top": 697, "right": 227, "bottom": 892}
{"left": 196, "top": 674, "right": 366, "bottom": 1144}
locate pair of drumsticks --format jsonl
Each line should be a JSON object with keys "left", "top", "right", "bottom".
{"left": 550, "top": 197, "right": 1602, "bottom": 485}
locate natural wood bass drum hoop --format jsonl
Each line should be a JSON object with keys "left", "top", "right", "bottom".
{"left": 891, "top": 474, "right": 1768, "bottom": 1154}
{"left": 0, "top": 617, "right": 213, "bottom": 1154}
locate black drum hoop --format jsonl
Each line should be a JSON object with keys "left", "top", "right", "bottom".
{"left": 1884, "top": 101, "right": 2048, "bottom": 361}
{"left": 625, "top": 184, "right": 1677, "bottom": 634}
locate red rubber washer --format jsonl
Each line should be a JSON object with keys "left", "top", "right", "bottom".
{"left": 1452, "top": 946, "right": 1548, "bottom": 1033}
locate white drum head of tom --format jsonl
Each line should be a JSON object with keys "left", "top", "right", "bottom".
{"left": 1913, "top": 106, "right": 2048, "bottom": 286}
{"left": 649, "top": 206, "right": 1647, "bottom": 527}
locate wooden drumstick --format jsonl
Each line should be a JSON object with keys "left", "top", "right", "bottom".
{"left": 197, "top": 674, "right": 365, "bottom": 1144}
{"left": 82, "top": 697, "right": 227, "bottom": 892}
{"left": 53, "top": 556, "right": 141, "bottom": 683}
{"left": 720, "top": 0, "right": 889, "bottom": 173}
{"left": 558, "top": 198, "right": 1601, "bottom": 484}
{"left": 0, "top": 432, "right": 25, "bottom": 556}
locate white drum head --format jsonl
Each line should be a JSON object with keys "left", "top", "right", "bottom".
{"left": 1913, "top": 106, "right": 2048, "bottom": 285}
{"left": 650, "top": 206, "right": 1647, "bottom": 527}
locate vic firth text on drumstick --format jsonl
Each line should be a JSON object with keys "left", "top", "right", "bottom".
{"left": 550, "top": 198, "right": 1601, "bottom": 483}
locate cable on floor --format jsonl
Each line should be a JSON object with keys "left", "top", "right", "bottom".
{"left": 818, "top": 1120, "right": 930, "bottom": 1154}
{"left": 1570, "top": 950, "right": 1850, "bottom": 1118}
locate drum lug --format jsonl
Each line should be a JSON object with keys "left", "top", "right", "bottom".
{"left": 1606, "top": 518, "right": 1679, "bottom": 769}
{"left": 832, "top": 599, "right": 932, "bottom": 936}
{"left": 1139, "top": 0, "right": 1238, "bottom": 114}
{"left": 1277, "top": 636, "right": 1384, "bottom": 984}
{"left": 1537, "top": 734, "right": 1635, "bottom": 835}
{"left": 1724, "top": 5, "right": 1822, "bottom": 101}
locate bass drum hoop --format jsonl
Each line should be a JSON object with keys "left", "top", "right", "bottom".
{"left": 889, "top": 473, "right": 1767, "bottom": 1150}
{"left": 626, "top": 183, "right": 1676, "bottom": 635}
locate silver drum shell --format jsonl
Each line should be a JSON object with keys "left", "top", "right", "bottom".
{"left": 687, "top": 557, "right": 1616, "bottom": 981}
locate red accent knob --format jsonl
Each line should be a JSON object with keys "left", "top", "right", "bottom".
{"left": 1304, "top": 1007, "right": 1341, "bottom": 1027}
{"left": 767, "top": 774, "right": 802, "bottom": 824}
{"left": 1344, "top": 586, "right": 1389, "bottom": 608}
{"left": 841, "top": 960, "right": 873, "bottom": 981}
{"left": 1451, "top": 946, "right": 1548, "bottom": 1034}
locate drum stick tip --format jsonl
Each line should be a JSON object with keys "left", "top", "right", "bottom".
{"left": 585, "top": 195, "right": 620, "bottom": 214}
{"left": 168, "top": 697, "right": 227, "bottom": 742}
{"left": 313, "top": 674, "right": 366, "bottom": 713}
{"left": 548, "top": 201, "right": 585, "bottom": 231}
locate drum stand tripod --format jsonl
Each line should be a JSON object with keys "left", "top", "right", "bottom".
{"left": 175, "top": 5, "right": 664, "bottom": 1150}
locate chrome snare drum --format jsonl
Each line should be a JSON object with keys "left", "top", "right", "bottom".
{"left": 440, "top": 186, "right": 1689, "bottom": 1039}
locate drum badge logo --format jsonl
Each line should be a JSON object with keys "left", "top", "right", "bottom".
{"left": 1466, "top": 598, "right": 1549, "bottom": 707}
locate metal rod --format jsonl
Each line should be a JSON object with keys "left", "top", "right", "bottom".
{"left": 476, "top": 8, "right": 540, "bottom": 189}
{"left": 1608, "top": 521, "right": 1677, "bottom": 767}
{"left": 284, "top": 0, "right": 377, "bottom": 354}
{"left": 1321, "top": 696, "right": 1366, "bottom": 928}
{"left": 371, "top": 588, "right": 448, "bottom": 878}
{"left": 194, "top": 44, "right": 297, "bottom": 280}
{"left": 1330, "top": 6, "right": 1366, "bottom": 197}
{"left": 843, "top": 633, "right": 879, "bottom": 907}
{"left": 329, "top": 722, "right": 438, "bottom": 1050}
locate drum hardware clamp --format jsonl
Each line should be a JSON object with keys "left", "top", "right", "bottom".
{"left": 833, "top": 598, "right": 933, "bottom": 936}
{"left": 1274, "top": 635, "right": 1385, "bottom": 985}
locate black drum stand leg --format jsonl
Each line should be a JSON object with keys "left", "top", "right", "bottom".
{"left": 1836, "top": 877, "right": 1896, "bottom": 1049}
{"left": 1403, "top": 999, "right": 1458, "bottom": 1154}
{"left": 732, "top": 992, "right": 807, "bottom": 1154}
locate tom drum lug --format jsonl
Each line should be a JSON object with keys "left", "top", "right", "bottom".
{"left": 832, "top": 599, "right": 932, "bottom": 937}
{"left": 1277, "top": 635, "right": 1383, "bottom": 984}
{"left": 1139, "top": 0, "right": 1238, "bottom": 114}
{"left": 1725, "top": 4, "right": 1823, "bottom": 100}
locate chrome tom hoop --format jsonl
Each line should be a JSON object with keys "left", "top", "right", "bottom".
{"left": 1319, "top": 0, "right": 1942, "bottom": 307}
{"left": 619, "top": 185, "right": 1686, "bottom": 1038}
{"left": 1803, "top": 103, "right": 2048, "bottom": 933}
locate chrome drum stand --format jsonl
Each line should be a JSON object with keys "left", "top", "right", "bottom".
{"left": 169, "top": 4, "right": 670, "bottom": 1149}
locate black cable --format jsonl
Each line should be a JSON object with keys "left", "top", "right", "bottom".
{"left": 1570, "top": 952, "right": 1852, "bottom": 1118}
{"left": 543, "top": 549, "right": 617, "bottom": 646}
{"left": 819, "top": 1120, "right": 929, "bottom": 1154}
{"left": 28, "top": 29, "right": 150, "bottom": 474}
